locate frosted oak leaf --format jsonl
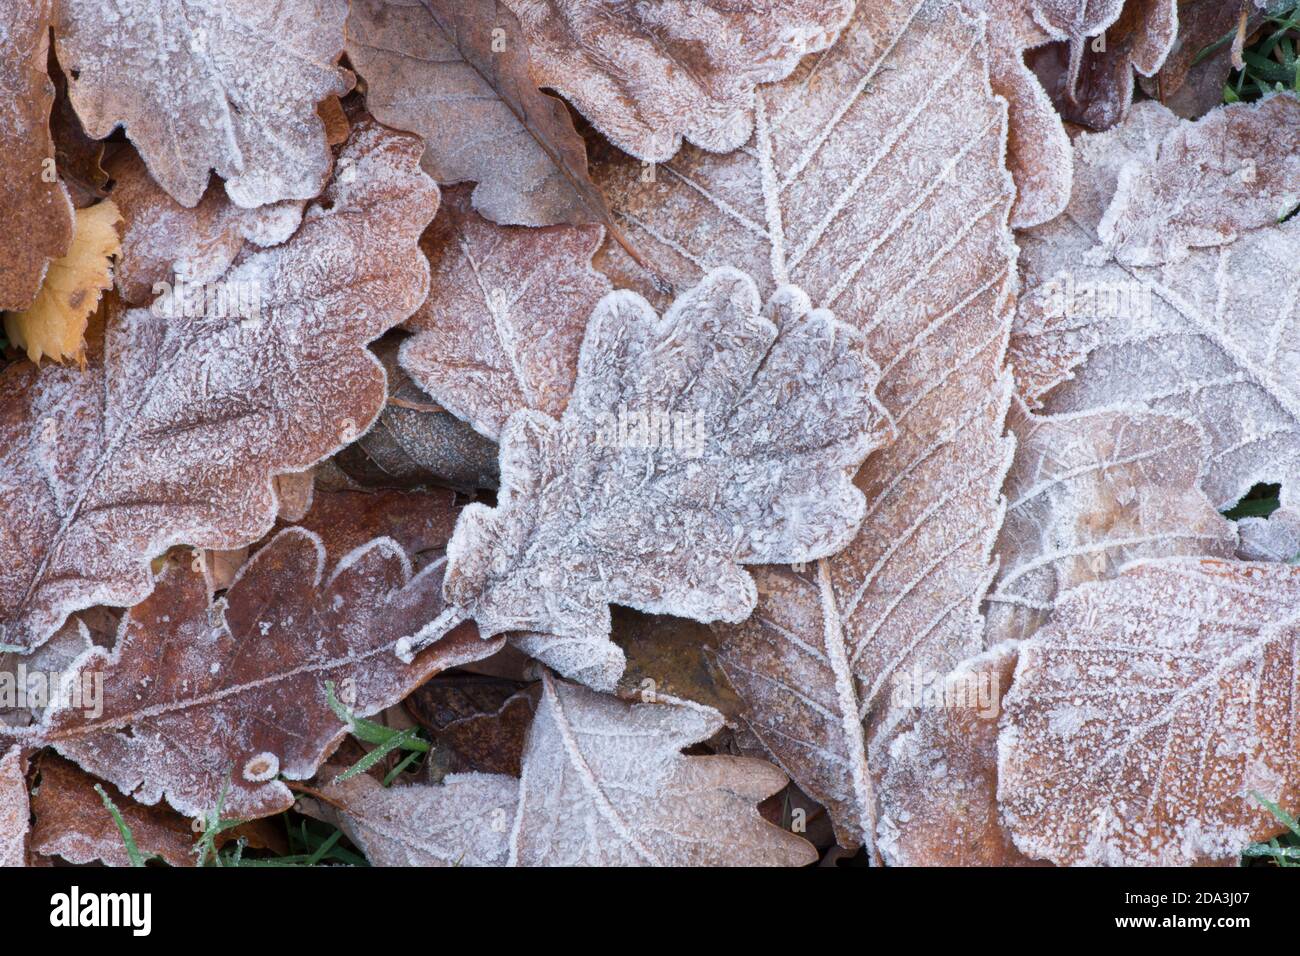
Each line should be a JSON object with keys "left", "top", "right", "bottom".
{"left": 0, "top": 118, "right": 439, "bottom": 652}
{"left": 30, "top": 755, "right": 196, "bottom": 868}
{"left": 1012, "top": 96, "right": 1300, "bottom": 514}
{"left": 302, "top": 767, "right": 517, "bottom": 866}
{"left": 308, "top": 672, "right": 817, "bottom": 866}
{"left": 999, "top": 558, "right": 1300, "bottom": 865}
{"left": 347, "top": 0, "right": 614, "bottom": 228}
{"left": 397, "top": 268, "right": 884, "bottom": 673}
{"left": 0, "top": 0, "right": 74, "bottom": 311}
{"left": 53, "top": 0, "right": 352, "bottom": 208}
{"left": 399, "top": 183, "right": 612, "bottom": 439}
{"left": 503, "top": 0, "right": 854, "bottom": 162}
{"left": 18, "top": 528, "right": 502, "bottom": 820}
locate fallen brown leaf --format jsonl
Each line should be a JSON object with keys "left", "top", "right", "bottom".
{"left": 0, "top": 0, "right": 74, "bottom": 311}
{"left": 506, "top": 0, "right": 853, "bottom": 162}
{"left": 0, "top": 118, "right": 439, "bottom": 652}
{"left": 402, "top": 269, "right": 883, "bottom": 682}
{"left": 30, "top": 527, "right": 501, "bottom": 820}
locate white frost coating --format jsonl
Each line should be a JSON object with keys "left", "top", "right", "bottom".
{"left": 54, "top": 0, "right": 352, "bottom": 208}
{"left": 1012, "top": 99, "right": 1300, "bottom": 514}
{"left": 306, "top": 674, "right": 813, "bottom": 867}
{"left": 507, "top": 673, "right": 816, "bottom": 866}
{"left": 346, "top": 0, "right": 585, "bottom": 226}
{"left": 999, "top": 558, "right": 1300, "bottom": 865}
{"left": 434, "top": 267, "right": 883, "bottom": 679}
{"left": 985, "top": 399, "right": 1239, "bottom": 643}
{"left": 508, "top": 633, "right": 626, "bottom": 693}
{"left": 0, "top": 747, "right": 27, "bottom": 867}
{"left": 111, "top": 148, "right": 306, "bottom": 305}
{"left": 960, "top": 0, "right": 1075, "bottom": 228}
{"left": 506, "top": 0, "right": 855, "bottom": 162}
{"left": 713, "top": 564, "right": 876, "bottom": 851}
{"left": 1099, "top": 95, "right": 1300, "bottom": 266}
{"left": 304, "top": 770, "right": 518, "bottom": 867}
{"left": 0, "top": 119, "right": 439, "bottom": 652}
{"left": 399, "top": 184, "right": 612, "bottom": 440}
{"left": 1237, "top": 507, "right": 1300, "bottom": 563}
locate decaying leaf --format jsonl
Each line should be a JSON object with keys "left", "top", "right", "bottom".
{"left": 1141, "top": 0, "right": 1269, "bottom": 121}
{"left": 401, "top": 269, "right": 883, "bottom": 680}
{"left": 635, "top": 0, "right": 1016, "bottom": 853}
{"left": 511, "top": 674, "right": 813, "bottom": 865}
{"left": 48, "top": 62, "right": 110, "bottom": 210}
{"left": 347, "top": 0, "right": 611, "bottom": 227}
{"left": 426, "top": 691, "right": 534, "bottom": 778}
{"left": 399, "top": 183, "right": 611, "bottom": 439}
{"left": 985, "top": 401, "right": 1238, "bottom": 642}
{"left": 335, "top": 337, "right": 501, "bottom": 492}
{"left": 612, "top": 607, "right": 744, "bottom": 723}
{"left": 54, "top": 0, "right": 353, "bottom": 208}
{"left": 0, "top": 119, "right": 439, "bottom": 652}
{"left": 3, "top": 200, "right": 120, "bottom": 365}
{"left": 26, "top": 527, "right": 501, "bottom": 820}
{"left": 304, "top": 766, "right": 517, "bottom": 866}
{"left": 999, "top": 558, "right": 1300, "bottom": 865}
{"left": 109, "top": 148, "right": 305, "bottom": 306}
{"left": 30, "top": 754, "right": 195, "bottom": 867}
{"left": 0, "top": 0, "right": 74, "bottom": 312}
{"left": 1011, "top": 97, "right": 1300, "bottom": 513}
{"left": 313, "top": 672, "right": 814, "bottom": 866}
{"left": 506, "top": 0, "right": 853, "bottom": 162}
{"left": 1027, "top": 0, "right": 1178, "bottom": 132}
{"left": 0, "top": 747, "right": 28, "bottom": 867}
{"left": 876, "top": 642, "right": 1037, "bottom": 865}
{"left": 961, "top": 0, "right": 1075, "bottom": 227}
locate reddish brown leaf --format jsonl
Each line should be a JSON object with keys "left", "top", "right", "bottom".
{"left": 876, "top": 643, "right": 1039, "bottom": 865}
{"left": 1000, "top": 559, "right": 1300, "bottom": 865}
{"left": 29, "top": 527, "right": 501, "bottom": 820}
{"left": 0, "top": 0, "right": 74, "bottom": 311}
{"left": 507, "top": 0, "right": 853, "bottom": 162}
{"left": 348, "top": 0, "right": 615, "bottom": 228}
{"left": 30, "top": 753, "right": 195, "bottom": 867}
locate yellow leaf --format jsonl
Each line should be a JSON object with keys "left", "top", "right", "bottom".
{"left": 3, "top": 200, "right": 121, "bottom": 365}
